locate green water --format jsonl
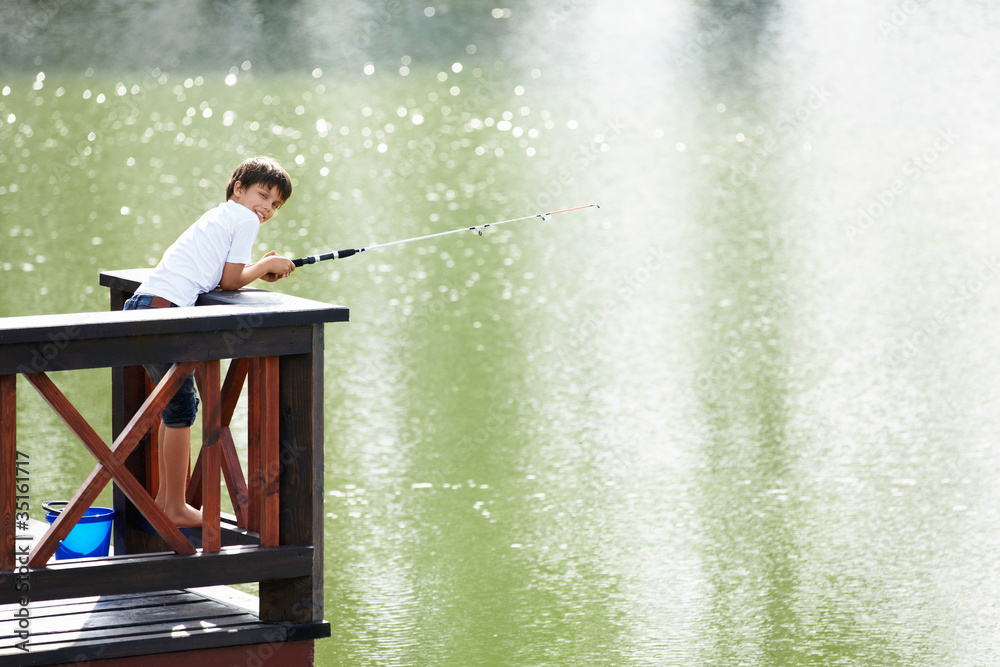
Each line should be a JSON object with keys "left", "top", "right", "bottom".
{"left": 4, "top": 1, "right": 1000, "bottom": 665}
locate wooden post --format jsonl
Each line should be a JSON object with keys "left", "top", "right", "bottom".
{"left": 220, "top": 358, "right": 250, "bottom": 526}
{"left": 249, "top": 356, "right": 280, "bottom": 546}
{"left": 108, "top": 281, "right": 156, "bottom": 557}
{"left": 112, "top": 364, "right": 157, "bottom": 555}
{"left": 0, "top": 375, "right": 15, "bottom": 571}
{"left": 259, "top": 324, "right": 325, "bottom": 624}
{"left": 199, "top": 360, "right": 222, "bottom": 552}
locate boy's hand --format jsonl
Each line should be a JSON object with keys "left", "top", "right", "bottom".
{"left": 259, "top": 250, "right": 295, "bottom": 282}
{"left": 221, "top": 252, "right": 295, "bottom": 290}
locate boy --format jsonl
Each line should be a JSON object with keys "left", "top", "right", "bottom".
{"left": 124, "top": 156, "right": 296, "bottom": 527}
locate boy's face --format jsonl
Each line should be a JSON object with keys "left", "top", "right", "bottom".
{"left": 229, "top": 181, "right": 284, "bottom": 224}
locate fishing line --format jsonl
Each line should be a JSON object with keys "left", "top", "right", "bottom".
{"left": 291, "top": 203, "right": 599, "bottom": 267}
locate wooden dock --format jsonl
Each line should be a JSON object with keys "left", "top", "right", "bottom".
{"left": 0, "top": 270, "right": 348, "bottom": 666}
{"left": 0, "top": 586, "right": 325, "bottom": 666}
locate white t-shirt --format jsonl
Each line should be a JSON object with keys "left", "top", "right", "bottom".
{"left": 137, "top": 200, "right": 259, "bottom": 307}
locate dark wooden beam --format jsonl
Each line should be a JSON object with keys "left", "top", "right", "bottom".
{"left": 0, "top": 375, "right": 15, "bottom": 572}
{"left": 0, "top": 324, "right": 318, "bottom": 375}
{"left": 0, "top": 546, "right": 313, "bottom": 604}
{"left": 197, "top": 360, "right": 222, "bottom": 553}
{"left": 260, "top": 326, "right": 325, "bottom": 624}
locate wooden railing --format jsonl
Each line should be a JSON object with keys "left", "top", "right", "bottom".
{"left": 0, "top": 269, "right": 347, "bottom": 627}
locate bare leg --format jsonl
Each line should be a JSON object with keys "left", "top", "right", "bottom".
{"left": 154, "top": 421, "right": 166, "bottom": 509}
{"left": 159, "top": 425, "right": 202, "bottom": 527}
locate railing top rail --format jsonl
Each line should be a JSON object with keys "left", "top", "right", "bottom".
{"left": 0, "top": 269, "right": 347, "bottom": 345}
{"left": 0, "top": 303, "right": 343, "bottom": 345}
{"left": 102, "top": 267, "right": 348, "bottom": 317}
{"left": 0, "top": 269, "right": 348, "bottom": 373}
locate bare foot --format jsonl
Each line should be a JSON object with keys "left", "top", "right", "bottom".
{"left": 163, "top": 502, "right": 203, "bottom": 528}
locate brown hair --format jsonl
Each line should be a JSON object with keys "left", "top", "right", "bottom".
{"left": 226, "top": 156, "right": 293, "bottom": 202}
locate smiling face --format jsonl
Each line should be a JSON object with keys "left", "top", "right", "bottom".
{"left": 229, "top": 181, "right": 284, "bottom": 224}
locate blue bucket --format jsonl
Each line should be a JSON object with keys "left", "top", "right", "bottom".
{"left": 43, "top": 501, "right": 114, "bottom": 560}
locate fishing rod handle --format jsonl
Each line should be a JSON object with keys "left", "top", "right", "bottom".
{"left": 292, "top": 248, "right": 358, "bottom": 267}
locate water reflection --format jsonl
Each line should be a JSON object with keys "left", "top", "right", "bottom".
{"left": 0, "top": 0, "right": 536, "bottom": 76}
{"left": 684, "top": 2, "right": 884, "bottom": 663}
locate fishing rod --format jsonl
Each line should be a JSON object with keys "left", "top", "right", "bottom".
{"left": 291, "top": 203, "right": 599, "bottom": 267}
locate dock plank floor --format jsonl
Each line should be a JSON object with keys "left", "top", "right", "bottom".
{"left": 0, "top": 586, "right": 328, "bottom": 666}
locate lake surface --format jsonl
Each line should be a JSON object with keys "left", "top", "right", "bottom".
{"left": 4, "top": 1, "right": 1000, "bottom": 665}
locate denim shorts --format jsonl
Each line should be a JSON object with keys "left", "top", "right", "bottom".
{"left": 123, "top": 294, "right": 199, "bottom": 428}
